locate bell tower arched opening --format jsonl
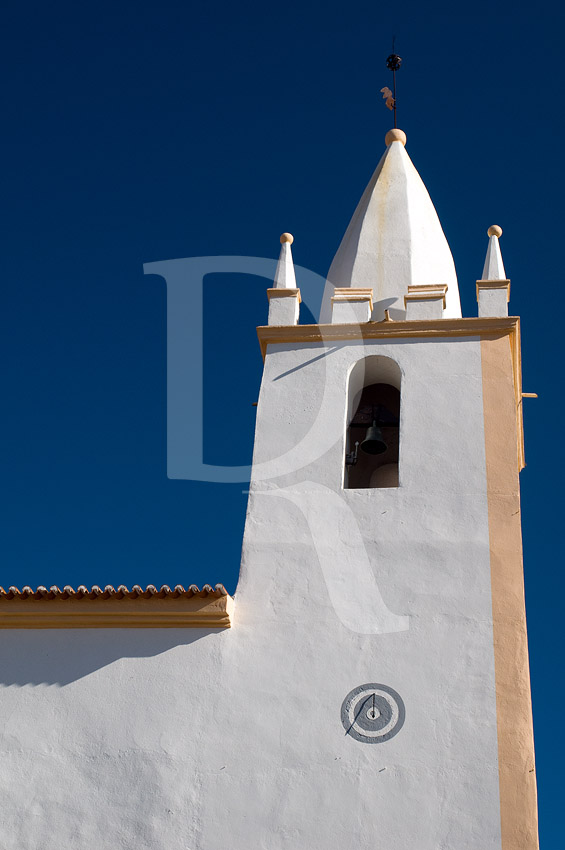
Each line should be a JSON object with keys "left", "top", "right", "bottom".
{"left": 344, "top": 356, "right": 401, "bottom": 489}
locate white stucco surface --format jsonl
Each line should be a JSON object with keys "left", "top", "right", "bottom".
{"left": 0, "top": 334, "right": 502, "bottom": 849}
{"left": 482, "top": 233, "right": 506, "bottom": 281}
{"left": 273, "top": 241, "right": 297, "bottom": 290}
{"left": 331, "top": 298, "right": 372, "bottom": 324}
{"left": 267, "top": 293, "right": 300, "bottom": 325}
{"left": 405, "top": 295, "right": 444, "bottom": 320}
{"left": 320, "top": 139, "right": 462, "bottom": 322}
{"left": 478, "top": 286, "right": 509, "bottom": 318}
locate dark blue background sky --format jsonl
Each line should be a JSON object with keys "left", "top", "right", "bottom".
{"left": 1, "top": 0, "right": 561, "bottom": 842}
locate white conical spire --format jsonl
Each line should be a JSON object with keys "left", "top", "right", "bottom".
{"left": 320, "top": 129, "right": 461, "bottom": 322}
{"left": 481, "top": 225, "right": 506, "bottom": 280}
{"left": 273, "top": 233, "right": 297, "bottom": 289}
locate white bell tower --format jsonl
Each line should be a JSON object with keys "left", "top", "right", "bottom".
{"left": 230, "top": 128, "right": 538, "bottom": 850}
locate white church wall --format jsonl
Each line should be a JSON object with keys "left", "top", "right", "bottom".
{"left": 230, "top": 335, "right": 500, "bottom": 849}
{"left": 0, "top": 336, "right": 502, "bottom": 850}
{"left": 478, "top": 286, "right": 509, "bottom": 318}
{"left": 267, "top": 292, "right": 300, "bottom": 326}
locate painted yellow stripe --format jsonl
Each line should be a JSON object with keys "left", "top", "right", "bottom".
{"left": 0, "top": 594, "right": 234, "bottom": 628}
{"left": 481, "top": 333, "right": 538, "bottom": 850}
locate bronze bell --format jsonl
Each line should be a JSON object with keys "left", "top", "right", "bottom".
{"left": 360, "top": 421, "right": 387, "bottom": 455}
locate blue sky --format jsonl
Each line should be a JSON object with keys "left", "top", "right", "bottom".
{"left": 1, "top": 0, "right": 562, "bottom": 842}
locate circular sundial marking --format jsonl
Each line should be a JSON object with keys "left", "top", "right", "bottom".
{"left": 341, "top": 683, "right": 405, "bottom": 744}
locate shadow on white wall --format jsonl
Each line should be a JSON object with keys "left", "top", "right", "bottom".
{"left": 0, "top": 628, "right": 218, "bottom": 687}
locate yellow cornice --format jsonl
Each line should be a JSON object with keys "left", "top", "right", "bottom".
{"left": 404, "top": 284, "right": 448, "bottom": 309}
{"left": 331, "top": 287, "right": 374, "bottom": 308}
{"left": 266, "top": 288, "right": 302, "bottom": 303}
{"left": 406, "top": 284, "right": 448, "bottom": 293}
{"left": 476, "top": 279, "right": 511, "bottom": 302}
{"left": 0, "top": 594, "right": 234, "bottom": 629}
{"left": 256, "top": 316, "right": 518, "bottom": 359}
{"left": 256, "top": 316, "right": 525, "bottom": 470}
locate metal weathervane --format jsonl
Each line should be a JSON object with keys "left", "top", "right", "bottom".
{"left": 380, "top": 40, "right": 402, "bottom": 128}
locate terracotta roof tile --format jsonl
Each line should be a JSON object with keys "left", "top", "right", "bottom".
{"left": 0, "top": 583, "right": 229, "bottom": 601}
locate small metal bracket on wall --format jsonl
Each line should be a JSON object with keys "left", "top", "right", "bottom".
{"left": 345, "top": 441, "right": 360, "bottom": 467}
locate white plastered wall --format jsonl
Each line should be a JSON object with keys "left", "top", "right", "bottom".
{"left": 478, "top": 287, "right": 509, "bottom": 318}
{"left": 0, "top": 336, "right": 501, "bottom": 850}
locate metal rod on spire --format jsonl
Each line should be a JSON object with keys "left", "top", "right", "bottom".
{"left": 386, "top": 44, "right": 402, "bottom": 129}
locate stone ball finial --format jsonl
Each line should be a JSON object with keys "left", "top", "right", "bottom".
{"left": 280, "top": 232, "right": 294, "bottom": 244}
{"left": 385, "top": 129, "right": 407, "bottom": 147}
{"left": 487, "top": 225, "right": 503, "bottom": 238}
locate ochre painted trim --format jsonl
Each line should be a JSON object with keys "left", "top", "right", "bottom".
{"left": 257, "top": 316, "right": 525, "bottom": 470}
{"left": 256, "top": 316, "right": 519, "bottom": 359}
{"left": 407, "top": 284, "right": 448, "bottom": 293}
{"left": 404, "top": 294, "right": 447, "bottom": 307}
{"left": 331, "top": 295, "right": 374, "bottom": 303}
{"left": 331, "top": 287, "right": 374, "bottom": 306}
{"left": 266, "top": 288, "right": 302, "bottom": 303}
{"left": 404, "top": 284, "right": 448, "bottom": 308}
{"left": 332, "top": 287, "right": 373, "bottom": 295}
{"left": 481, "top": 335, "right": 539, "bottom": 850}
{"left": 0, "top": 594, "right": 234, "bottom": 629}
{"left": 476, "top": 279, "right": 511, "bottom": 302}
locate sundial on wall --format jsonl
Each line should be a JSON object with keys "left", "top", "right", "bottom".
{"left": 341, "top": 683, "right": 405, "bottom": 743}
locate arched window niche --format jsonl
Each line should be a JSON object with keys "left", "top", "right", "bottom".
{"left": 344, "top": 356, "right": 402, "bottom": 490}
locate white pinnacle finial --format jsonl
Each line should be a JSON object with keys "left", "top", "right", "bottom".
{"left": 481, "top": 225, "right": 506, "bottom": 280}
{"left": 273, "top": 233, "right": 297, "bottom": 289}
